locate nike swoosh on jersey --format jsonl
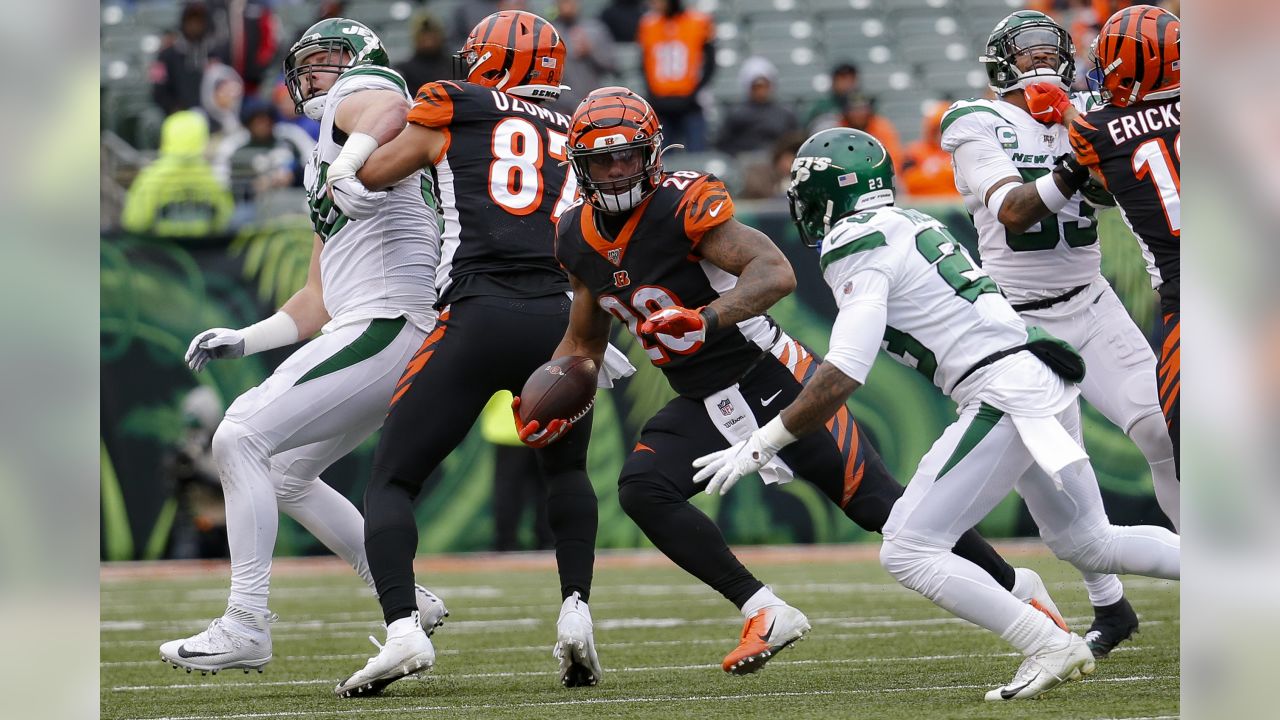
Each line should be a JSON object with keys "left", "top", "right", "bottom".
{"left": 709, "top": 202, "right": 724, "bottom": 217}
{"left": 760, "top": 390, "right": 782, "bottom": 406}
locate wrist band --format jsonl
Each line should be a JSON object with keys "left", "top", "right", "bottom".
{"left": 700, "top": 306, "right": 720, "bottom": 333}
{"left": 759, "top": 415, "right": 798, "bottom": 452}
{"left": 240, "top": 312, "right": 300, "bottom": 356}
{"left": 327, "top": 133, "right": 379, "bottom": 183}
{"left": 1035, "top": 173, "right": 1072, "bottom": 213}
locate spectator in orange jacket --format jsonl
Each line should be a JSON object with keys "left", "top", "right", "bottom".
{"left": 636, "top": 0, "right": 715, "bottom": 151}
{"left": 901, "top": 101, "right": 960, "bottom": 198}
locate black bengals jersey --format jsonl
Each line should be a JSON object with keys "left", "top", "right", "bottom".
{"left": 408, "top": 81, "right": 580, "bottom": 307}
{"left": 1070, "top": 98, "right": 1180, "bottom": 311}
{"left": 555, "top": 172, "right": 781, "bottom": 398}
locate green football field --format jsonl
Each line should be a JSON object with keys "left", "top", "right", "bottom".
{"left": 101, "top": 544, "right": 1179, "bottom": 720}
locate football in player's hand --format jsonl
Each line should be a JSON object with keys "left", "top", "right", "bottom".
{"left": 517, "top": 356, "right": 598, "bottom": 429}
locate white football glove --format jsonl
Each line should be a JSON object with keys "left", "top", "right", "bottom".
{"left": 185, "top": 328, "right": 245, "bottom": 372}
{"left": 692, "top": 433, "right": 775, "bottom": 497}
{"left": 692, "top": 416, "right": 798, "bottom": 496}
{"left": 328, "top": 175, "right": 388, "bottom": 219}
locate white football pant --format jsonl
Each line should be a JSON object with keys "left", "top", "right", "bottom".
{"left": 1022, "top": 275, "right": 1178, "bottom": 531}
{"left": 213, "top": 316, "right": 428, "bottom": 614}
{"left": 880, "top": 399, "right": 1179, "bottom": 656}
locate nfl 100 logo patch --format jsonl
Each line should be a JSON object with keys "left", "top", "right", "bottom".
{"left": 718, "top": 398, "right": 734, "bottom": 416}
{"left": 608, "top": 248, "right": 621, "bottom": 264}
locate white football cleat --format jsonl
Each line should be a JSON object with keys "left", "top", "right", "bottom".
{"left": 415, "top": 584, "right": 449, "bottom": 637}
{"left": 722, "top": 604, "right": 811, "bottom": 675}
{"left": 553, "top": 591, "right": 602, "bottom": 687}
{"left": 335, "top": 611, "right": 435, "bottom": 698}
{"left": 158, "top": 606, "right": 276, "bottom": 674}
{"left": 1011, "top": 567, "right": 1069, "bottom": 632}
{"left": 985, "top": 633, "right": 1095, "bottom": 701}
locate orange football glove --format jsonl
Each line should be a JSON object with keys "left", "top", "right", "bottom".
{"left": 1024, "top": 82, "right": 1071, "bottom": 125}
{"left": 639, "top": 306, "right": 708, "bottom": 343}
{"left": 511, "top": 396, "right": 571, "bottom": 448}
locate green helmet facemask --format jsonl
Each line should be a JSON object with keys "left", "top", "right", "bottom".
{"left": 980, "top": 10, "right": 1076, "bottom": 94}
{"left": 283, "top": 18, "right": 390, "bottom": 119}
{"left": 787, "top": 128, "right": 896, "bottom": 248}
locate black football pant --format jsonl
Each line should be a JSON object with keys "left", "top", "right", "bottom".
{"left": 618, "top": 349, "right": 1015, "bottom": 609}
{"left": 365, "top": 295, "right": 597, "bottom": 625}
{"left": 1157, "top": 310, "right": 1180, "bottom": 476}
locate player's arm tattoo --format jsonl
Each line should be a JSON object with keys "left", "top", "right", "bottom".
{"left": 554, "top": 273, "right": 610, "bottom": 367}
{"left": 696, "top": 219, "right": 797, "bottom": 328}
{"left": 779, "top": 363, "right": 862, "bottom": 437}
{"left": 987, "top": 177, "right": 1054, "bottom": 234}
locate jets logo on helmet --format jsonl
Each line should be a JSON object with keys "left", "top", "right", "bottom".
{"left": 1091, "top": 4, "right": 1180, "bottom": 107}
{"left": 980, "top": 10, "right": 1075, "bottom": 93}
{"left": 453, "top": 11, "right": 568, "bottom": 101}
{"left": 566, "top": 87, "right": 668, "bottom": 214}
{"left": 283, "top": 18, "right": 390, "bottom": 119}
{"left": 787, "top": 128, "right": 896, "bottom": 247}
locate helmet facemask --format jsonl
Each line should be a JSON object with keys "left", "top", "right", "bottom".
{"left": 570, "top": 140, "right": 663, "bottom": 213}
{"left": 982, "top": 16, "right": 1076, "bottom": 93}
{"left": 284, "top": 42, "right": 354, "bottom": 119}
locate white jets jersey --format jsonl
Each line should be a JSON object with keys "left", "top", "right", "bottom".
{"left": 940, "top": 95, "right": 1102, "bottom": 302}
{"left": 820, "top": 206, "right": 1027, "bottom": 396}
{"left": 304, "top": 66, "right": 441, "bottom": 333}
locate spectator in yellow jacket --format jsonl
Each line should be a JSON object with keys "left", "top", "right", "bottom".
{"left": 122, "top": 111, "right": 233, "bottom": 238}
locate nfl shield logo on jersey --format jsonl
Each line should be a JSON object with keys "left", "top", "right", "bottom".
{"left": 718, "top": 398, "right": 734, "bottom": 417}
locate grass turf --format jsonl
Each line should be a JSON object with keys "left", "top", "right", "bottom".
{"left": 101, "top": 544, "right": 1178, "bottom": 720}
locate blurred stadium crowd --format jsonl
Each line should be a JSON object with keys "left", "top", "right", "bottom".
{"left": 101, "top": 0, "right": 1169, "bottom": 238}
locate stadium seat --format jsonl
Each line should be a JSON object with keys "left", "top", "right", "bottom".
{"left": 613, "top": 42, "right": 643, "bottom": 78}
{"left": 662, "top": 151, "right": 743, "bottom": 194}
{"left": 857, "top": 63, "right": 916, "bottom": 93}
{"left": 133, "top": 1, "right": 182, "bottom": 31}
{"left": 921, "top": 61, "right": 988, "bottom": 96}
{"left": 808, "top": 0, "right": 882, "bottom": 13}
{"left": 344, "top": 0, "right": 416, "bottom": 33}
{"left": 277, "top": 2, "right": 318, "bottom": 36}
{"left": 882, "top": 0, "right": 956, "bottom": 14}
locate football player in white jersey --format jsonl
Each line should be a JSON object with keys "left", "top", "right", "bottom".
{"left": 693, "top": 128, "right": 1179, "bottom": 701}
{"left": 159, "top": 19, "right": 449, "bottom": 675}
{"left": 940, "top": 10, "right": 1177, "bottom": 656}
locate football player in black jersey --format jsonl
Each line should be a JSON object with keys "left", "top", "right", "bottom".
{"left": 331, "top": 11, "right": 608, "bottom": 696}
{"left": 1024, "top": 4, "right": 1180, "bottom": 529}
{"left": 530, "top": 87, "right": 1072, "bottom": 675}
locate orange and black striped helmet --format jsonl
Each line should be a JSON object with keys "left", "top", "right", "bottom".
{"left": 453, "top": 11, "right": 567, "bottom": 101}
{"left": 1091, "top": 4, "right": 1180, "bottom": 107}
{"left": 567, "top": 87, "right": 666, "bottom": 213}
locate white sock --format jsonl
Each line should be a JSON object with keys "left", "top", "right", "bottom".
{"left": 1001, "top": 603, "right": 1071, "bottom": 656}
{"left": 1082, "top": 572, "right": 1125, "bottom": 607}
{"left": 741, "top": 586, "right": 784, "bottom": 618}
{"left": 275, "top": 472, "right": 376, "bottom": 592}
{"left": 1129, "top": 411, "right": 1179, "bottom": 532}
{"left": 214, "top": 420, "right": 279, "bottom": 616}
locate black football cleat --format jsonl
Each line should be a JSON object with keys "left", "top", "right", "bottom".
{"left": 1085, "top": 597, "right": 1140, "bottom": 658}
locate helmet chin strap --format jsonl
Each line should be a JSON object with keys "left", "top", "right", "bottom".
{"left": 1008, "top": 67, "right": 1068, "bottom": 92}
{"left": 302, "top": 94, "right": 328, "bottom": 120}
{"left": 598, "top": 184, "right": 646, "bottom": 213}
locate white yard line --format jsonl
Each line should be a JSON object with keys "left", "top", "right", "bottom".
{"left": 113, "top": 648, "right": 1153, "bottom": 691}
{"left": 120, "top": 674, "right": 1176, "bottom": 719}
{"left": 100, "top": 613, "right": 1172, "bottom": 648}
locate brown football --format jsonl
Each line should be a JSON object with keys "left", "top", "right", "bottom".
{"left": 518, "top": 356, "right": 598, "bottom": 427}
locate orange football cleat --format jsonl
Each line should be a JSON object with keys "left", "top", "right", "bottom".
{"left": 721, "top": 604, "right": 811, "bottom": 675}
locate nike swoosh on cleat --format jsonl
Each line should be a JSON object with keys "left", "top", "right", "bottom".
{"left": 758, "top": 619, "right": 777, "bottom": 643}
{"left": 999, "top": 674, "right": 1037, "bottom": 700}
{"left": 176, "top": 646, "right": 225, "bottom": 659}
